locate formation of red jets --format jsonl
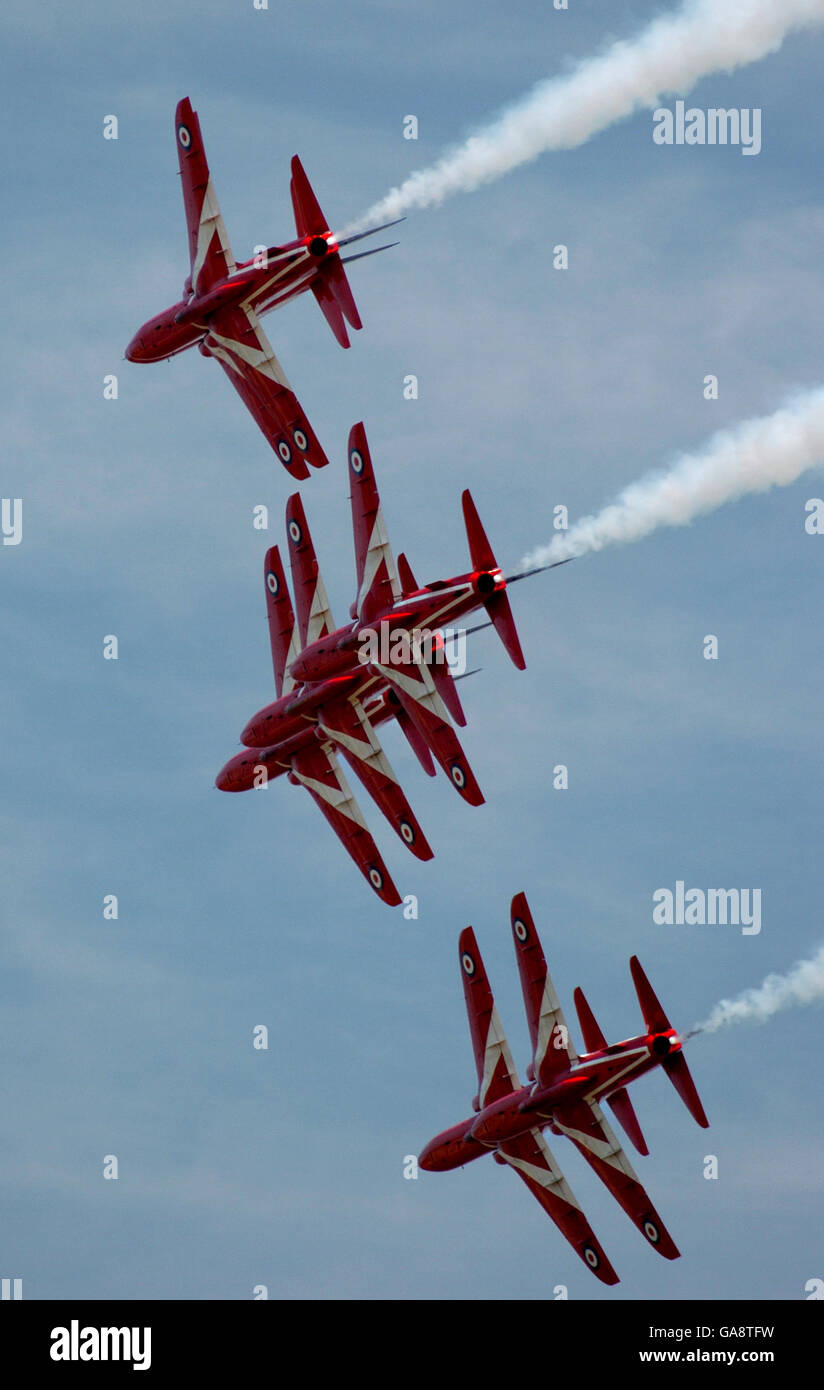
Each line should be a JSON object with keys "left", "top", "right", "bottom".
{"left": 127, "top": 97, "right": 709, "bottom": 1285}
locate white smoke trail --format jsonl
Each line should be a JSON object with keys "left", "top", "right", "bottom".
{"left": 344, "top": 0, "right": 824, "bottom": 232}
{"left": 687, "top": 943, "right": 824, "bottom": 1036}
{"left": 520, "top": 386, "right": 824, "bottom": 570}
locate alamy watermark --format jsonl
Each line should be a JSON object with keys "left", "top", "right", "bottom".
{"left": 653, "top": 881, "right": 761, "bottom": 935}
{"left": 358, "top": 624, "right": 467, "bottom": 675}
{"left": 653, "top": 101, "right": 761, "bottom": 156}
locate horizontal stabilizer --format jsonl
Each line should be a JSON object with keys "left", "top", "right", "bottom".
{"left": 629, "top": 956, "right": 672, "bottom": 1035}
{"left": 394, "top": 705, "right": 436, "bottom": 777}
{"left": 289, "top": 155, "right": 363, "bottom": 345}
{"left": 462, "top": 489, "right": 497, "bottom": 572}
{"left": 312, "top": 278, "right": 350, "bottom": 348}
{"left": 462, "top": 490, "right": 525, "bottom": 670}
{"left": 397, "top": 552, "right": 418, "bottom": 598}
{"left": 573, "top": 986, "right": 607, "bottom": 1054}
{"left": 427, "top": 638, "right": 466, "bottom": 727}
{"left": 630, "top": 957, "right": 709, "bottom": 1128}
{"left": 607, "top": 1088, "right": 649, "bottom": 1156}
{"left": 485, "top": 591, "right": 526, "bottom": 671}
{"left": 662, "top": 1052, "right": 710, "bottom": 1129}
{"left": 290, "top": 154, "right": 329, "bottom": 238}
{"left": 324, "top": 257, "right": 363, "bottom": 331}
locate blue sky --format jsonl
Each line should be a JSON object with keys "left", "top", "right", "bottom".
{"left": 1, "top": 0, "right": 822, "bottom": 1299}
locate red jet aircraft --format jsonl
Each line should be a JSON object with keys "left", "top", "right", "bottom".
{"left": 420, "top": 893, "right": 709, "bottom": 1284}
{"left": 216, "top": 426, "right": 564, "bottom": 904}
{"left": 126, "top": 98, "right": 400, "bottom": 476}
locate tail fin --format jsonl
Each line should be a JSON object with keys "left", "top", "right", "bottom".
{"left": 461, "top": 491, "right": 525, "bottom": 671}
{"left": 284, "top": 494, "right": 335, "bottom": 648}
{"left": 263, "top": 546, "right": 299, "bottom": 698}
{"left": 630, "top": 957, "right": 710, "bottom": 1130}
{"left": 348, "top": 423, "right": 401, "bottom": 624}
{"left": 397, "top": 552, "right": 418, "bottom": 597}
{"left": 290, "top": 156, "right": 363, "bottom": 348}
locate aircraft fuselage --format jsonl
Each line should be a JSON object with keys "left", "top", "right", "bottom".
{"left": 217, "top": 674, "right": 395, "bottom": 789}
{"left": 419, "top": 1029, "right": 679, "bottom": 1171}
{"left": 126, "top": 237, "right": 335, "bottom": 363}
{"left": 288, "top": 567, "right": 505, "bottom": 684}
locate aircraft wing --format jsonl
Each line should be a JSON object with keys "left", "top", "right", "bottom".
{"left": 175, "top": 97, "right": 236, "bottom": 296}
{"left": 369, "top": 652, "right": 484, "bottom": 806}
{"left": 553, "top": 1096, "right": 680, "bottom": 1261}
{"left": 263, "top": 546, "right": 300, "bottom": 698}
{"left": 347, "top": 423, "right": 401, "bottom": 624}
{"left": 459, "top": 927, "right": 519, "bottom": 1109}
{"left": 202, "top": 302, "right": 329, "bottom": 477}
{"left": 289, "top": 741, "right": 401, "bottom": 906}
{"left": 498, "top": 1129, "right": 619, "bottom": 1286}
{"left": 317, "top": 696, "right": 434, "bottom": 863}
{"left": 510, "top": 892, "right": 578, "bottom": 1086}
{"left": 284, "top": 493, "right": 336, "bottom": 645}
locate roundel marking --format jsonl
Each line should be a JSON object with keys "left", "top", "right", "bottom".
{"left": 644, "top": 1220, "right": 660, "bottom": 1244}
{"left": 266, "top": 571, "right": 279, "bottom": 595}
{"left": 513, "top": 917, "right": 528, "bottom": 943}
{"left": 293, "top": 427, "right": 309, "bottom": 451}
{"left": 369, "top": 867, "right": 384, "bottom": 890}
{"left": 461, "top": 951, "right": 475, "bottom": 977}
{"left": 288, "top": 519, "right": 302, "bottom": 544}
{"left": 350, "top": 448, "right": 364, "bottom": 475}
{"left": 177, "top": 124, "right": 192, "bottom": 150}
{"left": 450, "top": 763, "right": 466, "bottom": 789}
{"left": 583, "top": 1246, "right": 600, "bottom": 1269}
{"left": 277, "top": 439, "right": 293, "bottom": 463}
{"left": 400, "top": 820, "right": 415, "bottom": 845}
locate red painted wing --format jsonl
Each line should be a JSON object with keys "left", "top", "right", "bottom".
{"left": 289, "top": 742, "right": 401, "bottom": 907}
{"left": 553, "top": 1097, "right": 680, "bottom": 1261}
{"left": 499, "top": 1129, "right": 620, "bottom": 1286}
{"left": 369, "top": 654, "right": 484, "bottom": 806}
{"left": 510, "top": 892, "right": 578, "bottom": 1085}
{"left": 348, "top": 423, "right": 401, "bottom": 625}
{"left": 202, "top": 303, "right": 328, "bottom": 476}
{"left": 175, "top": 97, "right": 236, "bottom": 295}
{"left": 263, "top": 546, "right": 299, "bottom": 699}
{"left": 458, "top": 927, "right": 519, "bottom": 1109}
{"left": 284, "top": 494, "right": 336, "bottom": 646}
{"left": 317, "top": 697, "right": 433, "bottom": 863}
